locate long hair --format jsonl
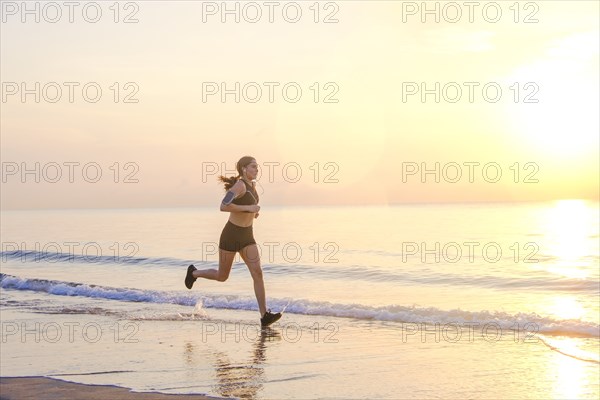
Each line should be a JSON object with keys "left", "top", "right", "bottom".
{"left": 218, "top": 156, "right": 255, "bottom": 191}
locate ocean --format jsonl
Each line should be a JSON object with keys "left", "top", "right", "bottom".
{"left": 1, "top": 201, "right": 599, "bottom": 399}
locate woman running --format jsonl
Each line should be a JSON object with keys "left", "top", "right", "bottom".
{"left": 185, "top": 156, "right": 282, "bottom": 327}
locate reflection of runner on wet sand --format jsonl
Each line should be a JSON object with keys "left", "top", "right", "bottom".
{"left": 193, "top": 327, "right": 281, "bottom": 400}
{"left": 213, "top": 327, "right": 281, "bottom": 400}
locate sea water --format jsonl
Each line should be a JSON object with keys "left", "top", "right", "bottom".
{"left": 1, "top": 201, "right": 599, "bottom": 399}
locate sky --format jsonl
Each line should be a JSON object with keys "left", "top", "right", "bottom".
{"left": 1, "top": 0, "right": 598, "bottom": 210}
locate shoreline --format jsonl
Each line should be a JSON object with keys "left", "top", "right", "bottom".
{"left": 0, "top": 377, "right": 221, "bottom": 400}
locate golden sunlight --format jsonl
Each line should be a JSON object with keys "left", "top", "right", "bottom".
{"left": 550, "top": 347, "right": 588, "bottom": 400}
{"left": 504, "top": 32, "right": 599, "bottom": 159}
{"left": 539, "top": 200, "right": 595, "bottom": 280}
{"left": 547, "top": 296, "right": 586, "bottom": 320}
{"left": 542, "top": 334, "right": 600, "bottom": 364}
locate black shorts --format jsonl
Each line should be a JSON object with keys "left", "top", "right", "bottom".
{"left": 219, "top": 220, "right": 256, "bottom": 252}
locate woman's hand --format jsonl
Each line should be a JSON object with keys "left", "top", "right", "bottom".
{"left": 255, "top": 212, "right": 259, "bottom": 219}
{"left": 247, "top": 205, "right": 260, "bottom": 213}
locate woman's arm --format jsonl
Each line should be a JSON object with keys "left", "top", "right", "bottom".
{"left": 220, "top": 203, "right": 256, "bottom": 213}
{"left": 219, "top": 180, "right": 259, "bottom": 213}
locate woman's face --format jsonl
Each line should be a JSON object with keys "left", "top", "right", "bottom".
{"left": 244, "top": 160, "right": 259, "bottom": 180}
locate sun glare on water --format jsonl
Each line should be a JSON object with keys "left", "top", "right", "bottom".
{"left": 547, "top": 296, "right": 586, "bottom": 321}
{"left": 538, "top": 200, "right": 597, "bottom": 280}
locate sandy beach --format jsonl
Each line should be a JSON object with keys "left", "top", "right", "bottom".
{"left": 2, "top": 301, "right": 599, "bottom": 399}
{"left": 0, "top": 377, "right": 219, "bottom": 400}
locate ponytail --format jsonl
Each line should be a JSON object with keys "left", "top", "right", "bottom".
{"left": 217, "top": 174, "right": 240, "bottom": 191}
{"left": 217, "top": 155, "right": 255, "bottom": 191}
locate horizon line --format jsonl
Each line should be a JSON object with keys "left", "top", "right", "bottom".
{"left": 2, "top": 198, "right": 598, "bottom": 212}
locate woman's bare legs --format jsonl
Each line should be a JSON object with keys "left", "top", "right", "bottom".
{"left": 239, "top": 244, "right": 266, "bottom": 316}
{"left": 192, "top": 249, "right": 236, "bottom": 282}
{"left": 190, "top": 245, "right": 267, "bottom": 317}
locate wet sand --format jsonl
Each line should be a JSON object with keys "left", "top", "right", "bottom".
{"left": 0, "top": 377, "right": 219, "bottom": 400}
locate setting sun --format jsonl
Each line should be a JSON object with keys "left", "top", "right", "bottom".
{"left": 504, "top": 31, "right": 599, "bottom": 159}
